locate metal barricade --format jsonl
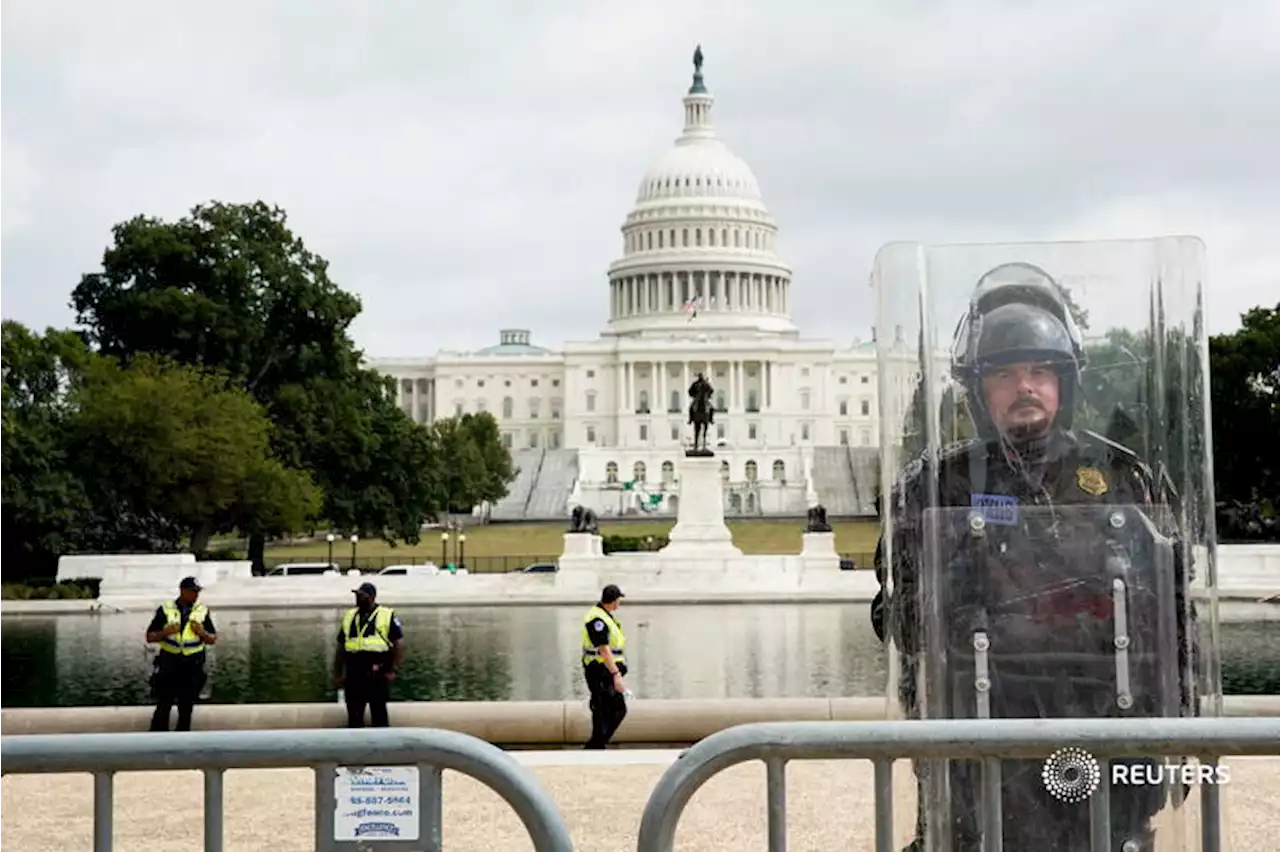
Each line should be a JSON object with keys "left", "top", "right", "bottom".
{"left": 636, "top": 716, "right": 1280, "bottom": 852}
{"left": 1, "top": 727, "right": 573, "bottom": 852}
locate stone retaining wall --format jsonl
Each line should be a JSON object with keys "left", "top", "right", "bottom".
{"left": 4, "top": 695, "right": 1277, "bottom": 742}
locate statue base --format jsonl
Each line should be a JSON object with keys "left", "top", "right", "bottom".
{"left": 660, "top": 456, "right": 742, "bottom": 558}
{"left": 684, "top": 447, "right": 715, "bottom": 458}
{"left": 562, "top": 532, "right": 604, "bottom": 558}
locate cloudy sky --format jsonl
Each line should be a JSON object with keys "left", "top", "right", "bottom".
{"left": 3, "top": 0, "right": 1277, "bottom": 359}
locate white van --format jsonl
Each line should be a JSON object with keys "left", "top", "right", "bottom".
{"left": 265, "top": 562, "right": 340, "bottom": 577}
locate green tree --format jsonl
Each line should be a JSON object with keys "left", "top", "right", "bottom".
{"left": 459, "top": 412, "right": 515, "bottom": 506}
{"left": 1, "top": 322, "right": 95, "bottom": 578}
{"left": 66, "top": 354, "right": 322, "bottom": 553}
{"left": 431, "top": 416, "right": 491, "bottom": 514}
{"left": 68, "top": 200, "right": 446, "bottom": 548}
{"left": 1209, "top": 304, "right": 1280, "bottom": 513}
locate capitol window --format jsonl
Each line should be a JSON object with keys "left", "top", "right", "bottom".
{"left": 502, "top": 397, "right": 513, "bottom": 418}
{"left": 670, "top": 424, "right": 680, "bottom": 441}
{"left": 840, "top": 429, "right": 849, "bottom": 446}
{"left": 801, "top": 423, "right": 811, "bottom": 441}
{"left": 662, "top": 461, "right": 675, "bottom": 484}
{"left": 605, "top": 462, "right": 618, "bottom": 483}
{"left": 586, "top": 391, "right": 596, "bottom": 412}
{"left": 633, "top": 461, "right": 646, "bottom": 482}
{"left": 748, "top": 423, "right": 758, "bottom": 440}
{"left": 529, "top": 398, "right": 540, "bottom": 419}
{"left": 839, "top": 400, "right": 848, "bottom": 416}
{"left": 745, "top": 461, "right": 757, "bottom": 482}
{"left": 586, "top": 425, "right": 597, "bottom": 444}
{"left": 639, "top": 424, "right": 648, "bottom": 441}
{"left": 502, "top": 433, "right": 513, "bottom": 448}
{"left": 800, "top": 390, "right": 810, "bottom": 410}
{"left": 861, "top": 399, "right": 870, "bottom": 416}
{"left": 772, "top": 460, "right": 786, "bottom": 481}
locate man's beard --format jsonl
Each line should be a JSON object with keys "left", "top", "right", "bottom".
{"left": 1003, "top": 399, "right": 1050, "bottom": 441}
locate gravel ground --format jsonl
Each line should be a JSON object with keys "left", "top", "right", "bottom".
{"left": 3, "top": 757, "right": 1276, "bottom": 851}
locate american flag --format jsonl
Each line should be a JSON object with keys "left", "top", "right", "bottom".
{"left": 682, "top": 296, "right": 703, "bottom": 321}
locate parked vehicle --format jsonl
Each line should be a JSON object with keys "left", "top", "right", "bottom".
{"left": 265, "top": 562, "right": 339, "bottom": 577}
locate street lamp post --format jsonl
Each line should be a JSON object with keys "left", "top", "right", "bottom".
{"left": 458, "top": 533, "right": 467, "bottom": 573}
{"left": 350, "top": 534, "right": 359, "bottom": 571}
{"left": 326, "top": 533, "right": 335, "bottom": 569}
{"left": 440, "top": 531, "right": 450, "bottom": 569}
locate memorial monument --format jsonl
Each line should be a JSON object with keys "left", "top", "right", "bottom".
{"left": 659, "top": 373, "right": 743, "bottom": 557}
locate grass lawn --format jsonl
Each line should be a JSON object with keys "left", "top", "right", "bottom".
{"left": 261, "top": 518, "right": 881, "bottom": 566}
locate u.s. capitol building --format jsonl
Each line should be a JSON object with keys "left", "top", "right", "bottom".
{"left": 371, "top": 52, "right": 922, "bottom": 521}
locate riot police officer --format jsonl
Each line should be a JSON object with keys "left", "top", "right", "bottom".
{"left": 871, "top": 261, "right": 1199, "bottom": 851}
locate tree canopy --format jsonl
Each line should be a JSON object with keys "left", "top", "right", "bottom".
{"left": 2, "top": 200, "right": 515, "bottom": 579}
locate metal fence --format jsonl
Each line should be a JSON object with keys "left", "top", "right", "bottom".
{"left": 258, "top": 555, "right": 560, "bottom": 575}
{"left": 636, "top": 716, "right": 1280, "bottom": 852}
{"left": 0, "top": 727, "right": 573, "bottom": 852}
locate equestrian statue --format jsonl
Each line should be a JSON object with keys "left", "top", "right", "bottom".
{"left": 687, "top": 372, "right": 716, "bottom": 457}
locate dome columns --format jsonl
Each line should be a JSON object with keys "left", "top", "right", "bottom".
{"left": 609, "top": 269, "right": 790, "bottom": 321}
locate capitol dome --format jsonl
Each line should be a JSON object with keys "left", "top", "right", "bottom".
{"left": 605, "top": 46, "right": 796, "bottom": 339}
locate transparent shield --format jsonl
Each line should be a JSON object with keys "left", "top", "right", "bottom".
{"left": 871, "top": 238, "right": 1221, "bottom": 852}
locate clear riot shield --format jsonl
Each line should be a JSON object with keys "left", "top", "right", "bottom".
{"left": 871, "top": 237, "right": 1221, "bottom": 852}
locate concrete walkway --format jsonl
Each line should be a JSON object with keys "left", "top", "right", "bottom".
{"left": 3, "top": 751, "right": 1277, "bottom": 851}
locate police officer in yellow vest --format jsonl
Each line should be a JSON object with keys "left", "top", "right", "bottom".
{"left": 333, "top": 582, "right": 404, "bottom": 728}
{"left": 581, "top": 584, "right": 628, "bottom": 749}
{"left": 145, "top": 576, "right": 217, "bottom": 731}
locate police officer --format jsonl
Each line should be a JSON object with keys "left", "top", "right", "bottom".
{"left": 333, "top": 582, "right": 404, "bottom": 728}
{"left": 145, "top": 576, "right": 217, "bottom": 731}
{"left": 872, "top": 263, "right": 1198, "bottom": 851}
{"left": 581, "top": 584, "right": 628, "bottom": 749}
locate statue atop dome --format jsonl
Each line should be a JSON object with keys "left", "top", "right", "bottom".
{"left": 689, "top": 44, "right": 708, "bottom": 94}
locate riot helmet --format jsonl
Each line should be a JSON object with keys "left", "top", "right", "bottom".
{"left": 951, "top": 262, "right": 1086, "bottom": 433}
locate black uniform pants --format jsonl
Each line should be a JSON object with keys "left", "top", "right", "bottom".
{"left": 150, "top": 657, "right": 206, "bottom": 732}
{"left": 345, "top": 669, "right": 391, "bottom": 728}
{"left": 583, "top": 662, "right": 627, "bottom": 749}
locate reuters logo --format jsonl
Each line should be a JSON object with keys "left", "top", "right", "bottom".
{"left": 1041, "top": 747, "right": 1102, "bottom": 803}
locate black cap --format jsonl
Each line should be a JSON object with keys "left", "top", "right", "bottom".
{"left": 353, "top": 582, "right": 377, "bottom": 598}
{"left": 179, "top": 576, "right": 202, "bottom": 591}
{"left": 601, "top": 584, "right": 624, "bottom": 604}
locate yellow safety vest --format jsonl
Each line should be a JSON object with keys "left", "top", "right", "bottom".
{"left": 341, "top": 606, "right": 395, "bottom": 653}
{"left": 158, "top": 601, "right": 209, "bottom": 656}
{"left": 581, "top": 605, "right": 625, "bottom": 666}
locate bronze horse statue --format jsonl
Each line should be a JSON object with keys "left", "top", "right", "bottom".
{"left": 687, "top": 372, "right": 715, "bottom": 455}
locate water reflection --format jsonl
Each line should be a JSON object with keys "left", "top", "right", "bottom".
{"left": 2, "top": 605, "right": 1276, "bottom": 707}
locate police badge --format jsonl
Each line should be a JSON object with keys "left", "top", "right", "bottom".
{"left": 1076, "top": 465, "right": 1108, "bottom": 496}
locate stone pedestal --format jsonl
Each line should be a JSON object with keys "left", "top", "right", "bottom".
{"left": 660, "top": 455, "right": 743, "bottom": 558}
{"left": 561, "top": 532, "right": 604, "bottom": 558}
{"left": 800, "top": 531, "right": 839, "bottom": 571}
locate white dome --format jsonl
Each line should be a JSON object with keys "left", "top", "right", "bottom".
{"left": 635, "top": 138, "right": 763, "bottom": 205}
{"left": 603, "top": 48, "right": 796, "bottom": 340}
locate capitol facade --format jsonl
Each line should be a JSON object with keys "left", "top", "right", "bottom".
{"left": 371, "top": 52, "right": 918, "bottom": 521}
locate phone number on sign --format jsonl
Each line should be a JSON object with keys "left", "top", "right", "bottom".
{"left": 349, "top": 795, "right": 412, "bottom": 806}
